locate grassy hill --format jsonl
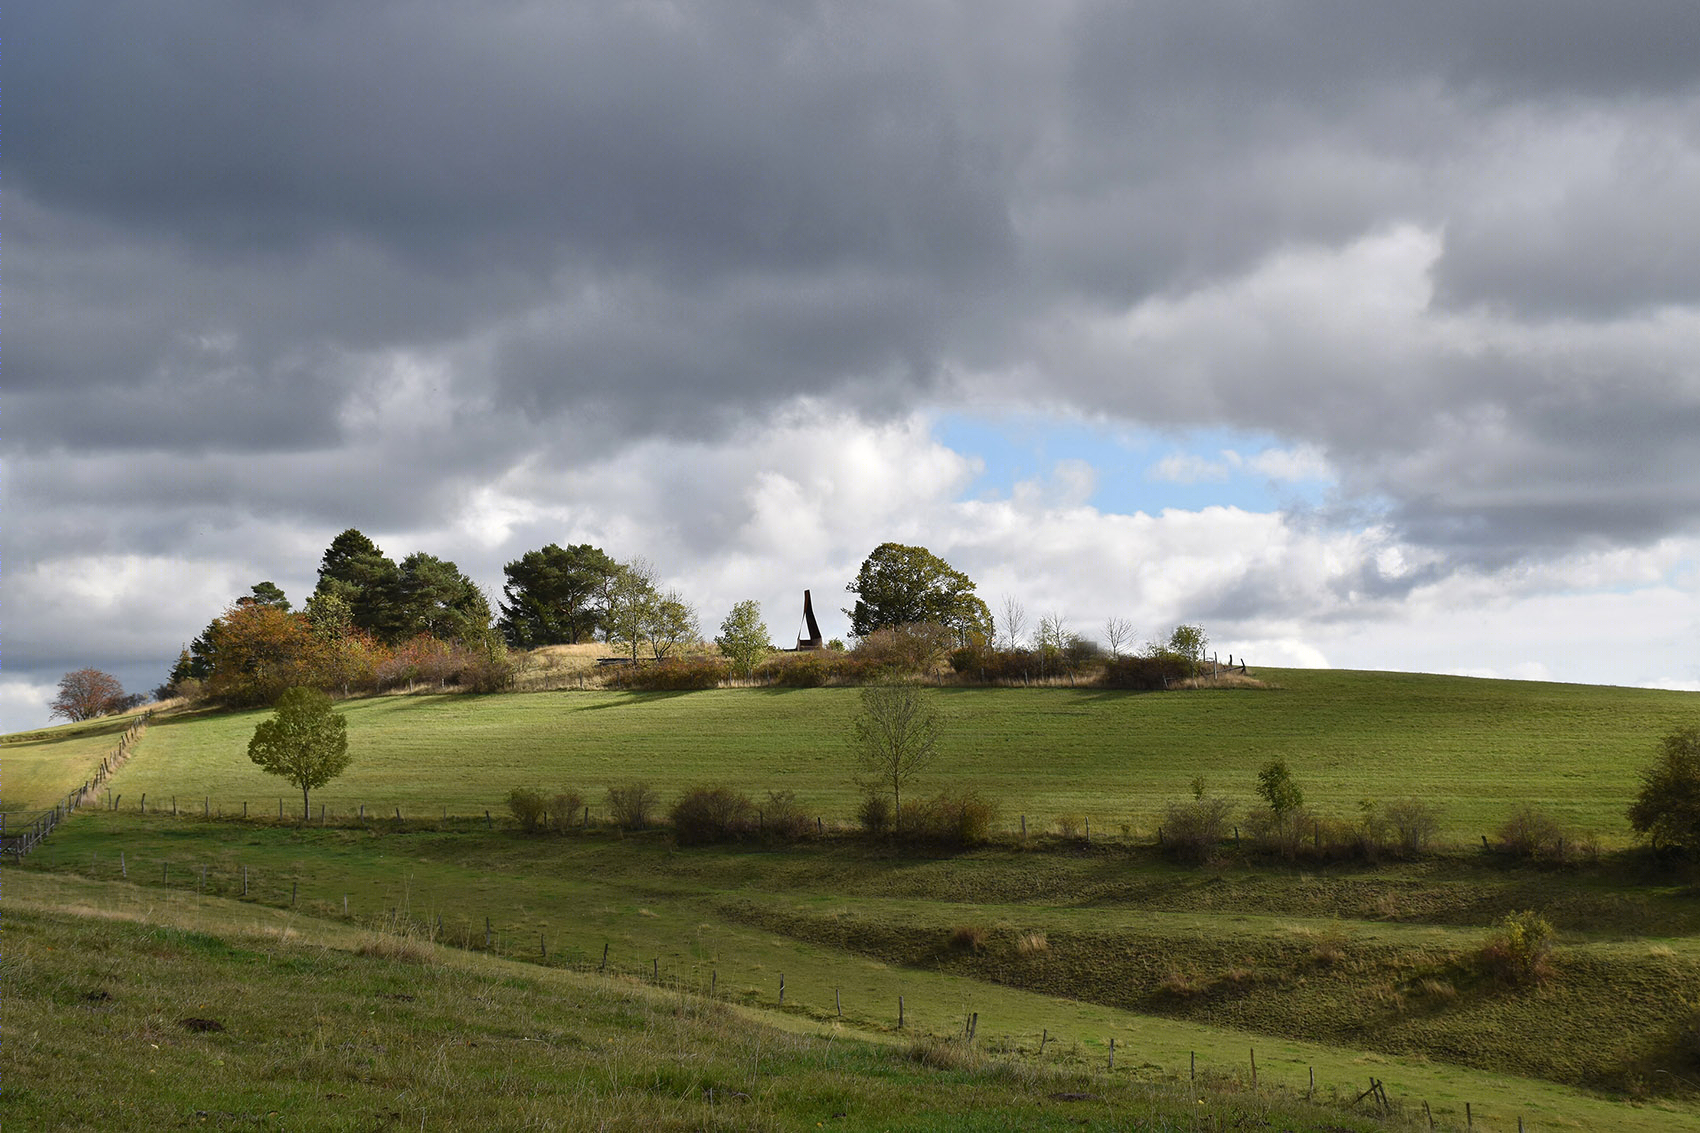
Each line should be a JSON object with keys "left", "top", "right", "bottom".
{"left": 11, "top": 670, "right": 1700, "bottom": 1131}
{"left": 30, "top": 668, "right": 1700, "bottom": 842}
{"left": 12, "top": 872, "right": 1408, "bottom": 1132}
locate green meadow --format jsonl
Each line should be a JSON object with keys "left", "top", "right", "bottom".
{"left": 42, "top": 669, "right": 1700, "bottom": 842}
{"left": 10, "top": 668, "right": 1700, "bottom": 1131}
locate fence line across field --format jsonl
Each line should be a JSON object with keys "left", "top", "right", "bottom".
{"left": 46, "top": 842, "right": 1529, "bottom": 1131}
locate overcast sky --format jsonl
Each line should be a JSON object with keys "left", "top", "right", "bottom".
{"left": 10, "top": 1, "right": 1700, "bottom": 728}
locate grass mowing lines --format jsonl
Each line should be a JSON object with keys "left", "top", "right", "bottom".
{"left": 90, "top": 671, "right": 1700, "bottom": 843}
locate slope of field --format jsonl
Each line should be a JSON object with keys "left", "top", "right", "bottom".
{"left": 84, "top": 669, "right": 1700, "bottom": 842}
{"left": 5, "top": 870, "right": 1412, "bottom": 1133}
{"left": 20, "top": 820, "right": 1700, "bottom": 1131}
{"left": 0, "top": 708, "right": 146, "bottom": 814}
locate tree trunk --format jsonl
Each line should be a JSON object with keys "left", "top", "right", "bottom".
{"left": 302, "top": 785, "right": 311, "bottom": 820}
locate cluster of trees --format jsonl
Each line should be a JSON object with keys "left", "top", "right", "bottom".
{"left": 162, "top": 530, "right": 511, "bottom": 707}
{"left": 137, "top": 530, "right": 1219, "bottom": 710}
{"left": 495, "top": 545, "right": 701, "bottom": 663}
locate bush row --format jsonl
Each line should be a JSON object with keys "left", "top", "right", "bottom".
{"left": 505, "top": 782, "right": 997, "bottom": 848}
{"left": 507, "top": 782, "right": 1597, "bottom": 866}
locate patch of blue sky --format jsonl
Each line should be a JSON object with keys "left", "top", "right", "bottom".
{"left": 930, "top": 411, "right": 1334, "bottom": 516}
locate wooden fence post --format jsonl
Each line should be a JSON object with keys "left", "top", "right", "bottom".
{"left": 898, "top": 996, "right": 904, "bottom": 1028}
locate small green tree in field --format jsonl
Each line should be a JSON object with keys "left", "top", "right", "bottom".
{"left": 1257, "top": 759, "right": 1303, "bottom": 816}
{"left": 1628, "top": 726, "right": 1700, "bottom": 855}
{"left": 852, "top": 682, "right": 941, "bottom": 834}
{"left": 247, "top": 687, "right": 350, "bottom": 819}
{"left": 1252, "top": 758, "right": 1306, "bottom": 857}
{"left": 715, "top": 599, "right": 772, "bottom": 678}
{"left": 1168, "top": 624, "right": 1208, "bottom": 664}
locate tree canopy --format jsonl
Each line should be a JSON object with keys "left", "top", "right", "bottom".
{"left": 396, "top": 552, "right": 491, "bottom": 641}
{"left": 314, "top": 528, "right": 405, "bottom": 641}
{"left": 247, "top": 686, "right": 351, "bottom": 819}
{"left": 497, "top": 543, "right": 619, "bottom": 648}
{"left": 1628, "top": 726, "right": 1700, "bottom": 855}
{"left": 844, "top": 543, "right": 991, "bottom": 643}
{"left": 50, "top": 669, "right": 128, "bottom": 722}
{"left": 715, "top": 600, "right": 772, "bottom": 677}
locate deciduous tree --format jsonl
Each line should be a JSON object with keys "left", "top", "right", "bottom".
{"left": 715, "top": 600, "right": 772, "bottom": 678}
{"left": 50, "top": 668, "right": 128, "bottom": 721}
{"left": 203, "top": 603, "right": 323, "bottom": 707}
{"left": 247, "top": 687, "right": 350, "bottom": 819}
{"left": 1629, "top": 726, "right": 1700, "bottom": 856}
{"left": 604, "top": 560, "right": 660, "bottom": 663}
{"left": 852, "top": 682, "right": 942, "bottom": 834}
{"left": 644, "top": 590, "right": 700, "bottom": 661}
{"left": 844, "top": 543, "right": 991, "bottom": 644}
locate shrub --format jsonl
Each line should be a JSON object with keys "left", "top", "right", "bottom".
{"left": 952, "top": 646, "right": 1044, "bottom": 684}
{"left": 1099, "top": 653, "right": 1194, "bottom": 690}
{"left": 1628, "top": 726, "right": 1700, "bottom": 856}
{"left": 900, "top": 791, "right": 997, "bottom": 847}
{"left": 854, "top": 622, "right": 957, "bottom": 677}
{"left": 456, "top": 641, "right": 517, "bottom": 693}
{"left": 1496, "top": 805, "right": 1572, "bottom": 861}
{"left": 1245, "top": 804, "right": 1309, "bottom": 859}
{"left": 606, "top": 782, "right": 660, "bottom": 831}
{"left": 759, "top": 790, "right": 814, "bottom": 841}
{"left": 1480, "top": 910, "right": 1555, "bottom": 985}
{"left": 670, "top": 786, "right": 757, "bottom": 845}
{"left": 506, "top": 787, "right": 549, "bottom": 833}
{"left": 1381, "top": 798, "right": 1442, "bottom": 857}
{"left": 1161, "top": 794, "right": 1234, "bottom": 863}
{"left": 549, "top": 790, "right": 586, "bottom": 833}
{"left": 856, "top": 792, "right": 893, "bottom": 835}
{"left": 948, "top": 924, "right": 987, "bottom": 952}
{"left": 756, "top": 651, "right": 869, "bottom": 687}
{"left": 604, "top": 657, "right": 729, "bottom": 691}
{"left": 1054, "top": 814, "right": 1085, "bottom": 840}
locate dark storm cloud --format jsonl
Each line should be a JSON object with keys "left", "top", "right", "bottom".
{"left": 11, "top": 0, "right": 1700, "bottom": 652}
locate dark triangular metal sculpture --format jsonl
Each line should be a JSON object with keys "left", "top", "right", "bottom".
{"left": 796, "top": 589, "right": 824, "bottom": 651}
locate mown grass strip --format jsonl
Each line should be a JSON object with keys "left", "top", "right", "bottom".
{"left": 64, "top": 671, "right": 1700, "bottom": 843}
